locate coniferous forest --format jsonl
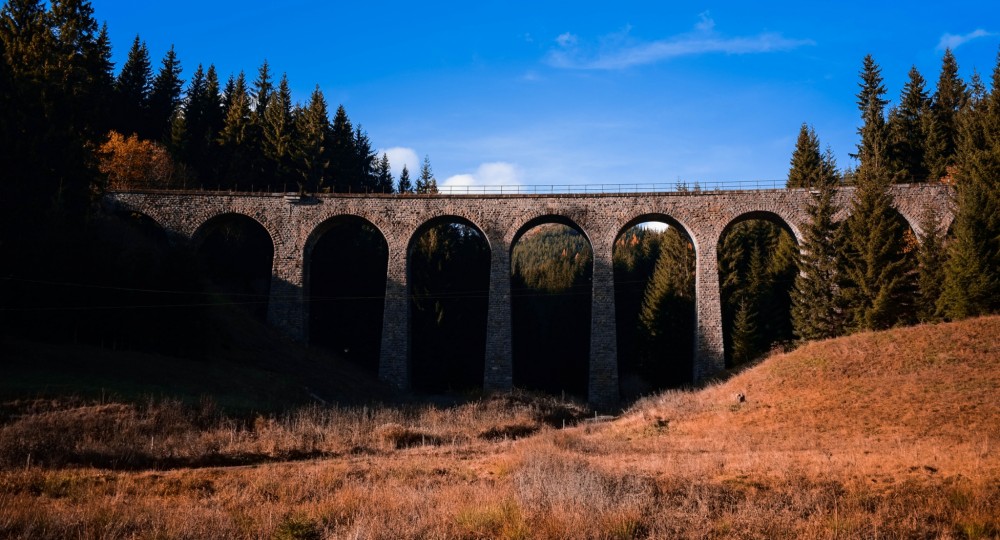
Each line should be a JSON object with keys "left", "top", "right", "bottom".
{"left": 1, "top": 0, "right": 999, "bottom": 403}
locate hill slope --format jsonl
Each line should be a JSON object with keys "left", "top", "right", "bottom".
{"left": 0, "top": 317, "right": 997, "bottom": 539}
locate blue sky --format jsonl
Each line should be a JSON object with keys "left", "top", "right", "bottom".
{"left": 92, "top": 1, "right": 1000, "bottom": 189}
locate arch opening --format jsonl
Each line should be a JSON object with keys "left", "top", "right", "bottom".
{"left": 717, "top": 212, "right": 798, "bottom": 368}
{"left": 613, "top": 217, "right": 696, "bottom": 400}
{"left": 408, "top": 217, "right": 491, "bottom": 393}
{"left": 306, "top": 216, "right": 388, "bottom": 374}
{"left": 194, "top": 213, "right": 275, "bottom": 322}
{"left": 511, "top": 219, "right": 592, "bottom": 398}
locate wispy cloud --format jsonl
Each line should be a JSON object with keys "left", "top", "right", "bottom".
{"left": 937, "top": 29, "right": 996, "bottom": 51}
{"left": 546, "top": 13, "right": 813, "bottom": 70}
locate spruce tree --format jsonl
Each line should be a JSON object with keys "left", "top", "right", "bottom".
{"left": 791, "top": 147, "right": 845, "bottom": 340}
{"left": 115, "top": 35, "right": 152, "bottom": 137}
{"left": 353, "top": 125, "right": 377, "bottom": 192}
{"left": 786, "top": 123, "right": 823, "bottom": 188}
{"left": 261, "top": 73, "right": 294, "bottom": 190}
{"left": 147, "top": 45, "right": 183, "bottom": 142}
{"left": 915, "top": 206, "right": 947, "bottom": 322}
{"left": 292, "top": 86, "right": 332, "bottom": 193}
{"left": 397, "top": 164, "right": 413, "bottom": 193}
{"left": 251, "top": 59, "right": 272, "bottom": 119}
{"left": 840, "top": 55, "right": 916, "bottom": 331}
{"left": 638, "top": 226, "right": 694, "bottom": 379}
{"left": 417, "top": 155, "right": 438, "bottom": 193}
{"left": 888, "top": 66, "right": 930, "bottom": 182}
{"left": 374, "top": 152, "right": 394, "bottom": 193}
{"left": 218, "top": 71, "right": 251, "bottom": 189}
{"left": 927, "top": 49, "right": 968, "bottom": 181}
{"left": 937, "top": 51, "right": 1000, "bottom": 318}
{"left": 329, "top": 104, "right": 355, "bottom": 192}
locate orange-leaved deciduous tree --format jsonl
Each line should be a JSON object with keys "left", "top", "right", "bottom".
{"left": 98, "top": 131, "right": 182, "bottom": 190}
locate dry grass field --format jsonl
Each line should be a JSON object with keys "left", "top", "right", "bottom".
{"left": 1, "top": 316, "right": 998, "bottom": 539}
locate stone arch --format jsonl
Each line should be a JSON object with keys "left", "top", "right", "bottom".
{"left": 191, "top": 211, "right": 278, "bottom": 251}
{"left": 510, "top": 214, "right": 593, "bottom": 253}
{"left": 304, "top": 214, "right": 389, "bottom": 373}
{"left": 612, "top": 213, "right": 698, "bottom": 398}
{"left": 717, "top": 210, "right": 799, "bottom": 368}
{"left": 191, "top": 213, "right": 276, "bottom": 322}
{"left": 509, "top": 214, "right": 594, "bottom": 398}
{"left": 406, "top": 215, "right": 492, "bottom": 393}
{"left": 720, "top": 210, "right": 802, "bottom": 246}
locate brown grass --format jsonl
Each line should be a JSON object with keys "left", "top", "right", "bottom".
{"left": 1, "top": 316, "right": 999, "bottom": 538}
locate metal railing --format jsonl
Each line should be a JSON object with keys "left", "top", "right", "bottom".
{"left": 434, "top": 179, "right": 788, "bottom": 195}
{"left": 129, "top": 178, "right": 791, "bottom": 196}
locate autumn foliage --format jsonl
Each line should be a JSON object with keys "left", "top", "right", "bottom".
{"left": 98, "top": 131, "right": 181, "bottom": 190}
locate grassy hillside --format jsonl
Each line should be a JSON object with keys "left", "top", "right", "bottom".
{"left": 0, "top": 316, "right": 997, "bottom": 538}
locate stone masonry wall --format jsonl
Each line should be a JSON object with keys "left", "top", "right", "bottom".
{"left": 106, "top": 184, "right": 953, "bottom": 408}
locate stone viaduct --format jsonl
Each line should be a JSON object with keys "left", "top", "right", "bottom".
{"left": 105, "top": 184, "right": 953, "bottom": 408}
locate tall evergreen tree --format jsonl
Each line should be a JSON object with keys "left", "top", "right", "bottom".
{"left": 786, "top": 123, "right": 823, "bottom": 188}
{"left": 937, "top": 51, "right": 1000, "bottom": 318}
{"left": 926, "top": 48, "right": 968, "bottom": 181}
{"left": 251, "top": 59, "right": 272, "bottom": 119}
{"left": 791, "top": 147, "right": 845, "bottom": 340}
{"left": 888, "top": 66, "right": 930, "bottom": 182}
{"left": 915, "top": 206, "right": 947, "bottom": 322}
{"left": 397, "top": 164, "right": 413, "bottom": 193}
{"left": 261, "top": 73, "right": 294, "bottom": 190}
{"left": 292, "top": 86, "right": 332, "bottom": 193}
{"left": 218, "top": 71, "right": 252, "bottom": 189}
{"left": 114, "top": 35, "right": 151, "bottom": 137}
{"left": 329, "top": 104, "right": 355, "bottom": 192}
{"left": 853, "top": 54, "right": 891, "bottom": 181}
{"left": 416, "top": 155, "right": 438, "bottom": 193}
{"left": 840, "top": 55, "right": 916, "bottom": 331}
{"left": 374, "top": 152, "right": 395, "bottom": 193}
{"left": 147, "top": 45, "right": 183, "bottom": 142}
{"left": 353, "top": 125, "right": 378, "bottom": 192}
{"left": 50, "top": 0, "right": 110, "bottom": 142}
{"left": 637, "top": 226, "right": 695, "bottom": 382}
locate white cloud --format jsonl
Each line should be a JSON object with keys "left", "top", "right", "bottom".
{"left": 556, "top": 32, "right": 578, "bottom": 48}
{"left": 546, "top": 14, "right": 813, "bottom": 70}
{"left": 937, "top": 29, "right": 996, "bottom": 51}
{"left": 380, "top": 147, "right": 419, "bottom": 180}
{"left": 695, "top": 11, "right": 715, "bottom": 32}
{"left": 441, "top": 162, "right": 524, "bottom": 193}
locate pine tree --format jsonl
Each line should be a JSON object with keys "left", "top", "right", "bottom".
{"left": 292, "top": 86, "right": 332, "bottom": 193}
{"left": 251, "top": 59, "right": 272, "bottom": 119}
{"left": 853, "top": 54, "right": 891, "bottom": 180}
{"left": 840, "top": 55, "right": 916, "bottom": 331}
{"left": 416, "top": 155, "right": 438, "bottom": 193}
{"left": 791, "top": 145, "right": 845, "bottom": 340}
{"left": 915, "top": 206, "right": 947, "bottom": 322}
{"left": 353, "top": 125, "right": 377, "bottom": 192}
{"left": 937, "top": 51, "right": 1000, "bottom": 318}
{"left": 374, "top": 152, "right": 394, "bottom": 193}
{"left": 927, "top": 49, "right": 968, "bottom": 181}
{"left": 50, "top": 0, "right": 109, "bottom": 141}
{"left": 114, "top": 35, "right": 152, "bottom": 137}
{"left": 329, "top": 104, "right": 355, "bottom": 192}
{"left": 889, "top": 66, "right": 930, "bottom": 182}
{"left": 218, "top": 71, "right": 252, "bottom": 189}
{"left": 637, "top": 227, "right": 695, "bottom": 376}
{"left": 397, "top": 164, "right": 413, "bottom": 193}
{"left": 261, "top": 73, "right": 294, "bottom": 190}
{"left": 786, "top": 123, "right": 823, "bottom": 188}
{"left": 147, "top": 45, "right": 183, "bottom": 142}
